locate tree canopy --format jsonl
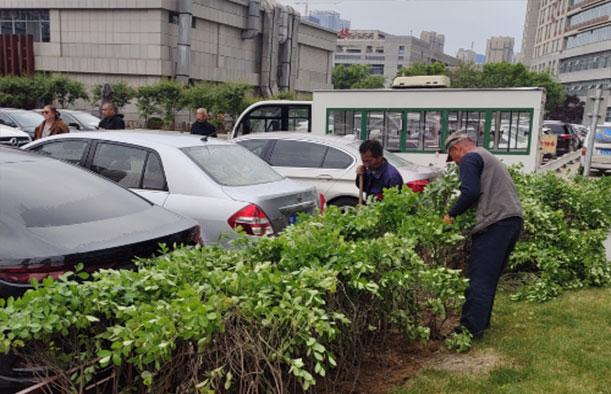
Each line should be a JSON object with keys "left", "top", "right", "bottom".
{"left": 332, "top": 64, "right": 385, "bottom": 89}
{"left": 396, "top": 61, "right": 566, "bottom": 110}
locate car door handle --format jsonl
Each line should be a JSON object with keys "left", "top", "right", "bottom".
{"left": 317, "top": 174, "right": 334, "bottom": 180}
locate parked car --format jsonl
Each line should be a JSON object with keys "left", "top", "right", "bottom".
{"left": 23, "top": 131, "right": 320, "bottom": 245}
{"left": 234, "top": 132, "right": 442, "bottom": 210}
{"left": 0, "top": 147, "right": 201, "bottom": 389}
{"left": 0, "top": 124, "right": 31, "bottom": 148}
{"left": 542, "top": 121, "right": 581, "bottom": 156}
{"left": 0, "top": 108, "right": 44, "bottom": 139}
{"left": 580, "top": 123, "right": 611, "bottom": 175}
{"left": 33, "top": 108, "right": 100, "bottom": 131}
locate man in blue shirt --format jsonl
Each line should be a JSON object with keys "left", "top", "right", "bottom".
{"left": 442, "top": 132, "right": 523, "bottom": 340}
{"left": 355, "top": 139, "right": 404, "bottom": 200}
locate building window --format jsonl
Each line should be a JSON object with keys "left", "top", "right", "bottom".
{"left": 605, "top": 107, "right": 611, "bottom": 123}
{"left": 0, "top": 9, "right": 50, "bottom": 42}
{"left": 370, "top": 64, "right": 384, "bottom": 75}
{"left": 565, "top": 25, "right": 611, "bottom": 49}
{"left": 169, "top": 11, "right": 179, "bottom": 24}
{"left": 567, "top": 3, "right": 611, "bottom": 28}
{"left": 398, "top": 45, "right": 405, "bottom": 54}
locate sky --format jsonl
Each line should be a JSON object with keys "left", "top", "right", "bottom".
{"left": 278, "top": 0, "right": 529, "bottom": 57}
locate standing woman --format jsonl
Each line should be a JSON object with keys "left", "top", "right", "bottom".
{"left": 34, "top": 105, "right": 69, "bottom": 140}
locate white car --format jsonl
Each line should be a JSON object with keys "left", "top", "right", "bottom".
{"left": 234, "top": 132, "right": 442, "bottom": 210}
{"left": 0, "top": 124, "right": 31, "bottom": 148}
{"left": 23, "top": 131, "right": 320, "bottom": 245}
{"left": 580, "top": 124, "right": 611, "bottom": 174}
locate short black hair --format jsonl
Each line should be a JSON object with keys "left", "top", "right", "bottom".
{"left": 359, "top": 139, "right": 383, "bottom": 158}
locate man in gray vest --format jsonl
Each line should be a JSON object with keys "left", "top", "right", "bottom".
{"left": 442, "top": 132, "right": 523, "bottom": 339}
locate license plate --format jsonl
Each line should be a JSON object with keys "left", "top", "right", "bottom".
{"left": 288, "top": 213, "right": 299, "bottom": 225}
{"left": 599, "top": 149, "right": 611, "bottom": 156}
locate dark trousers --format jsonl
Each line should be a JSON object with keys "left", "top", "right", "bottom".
{"left": 460, "top": 216, "right": 523, "bottom": 337}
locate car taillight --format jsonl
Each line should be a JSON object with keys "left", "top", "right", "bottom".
{"left": 406, "top": 179, "right": 429, "bottom": 193}
{"left": 0, "top": 265, "right": 73, "bottom": 282}
{"left": 581, "top": 147, "right": 586, "bottom": 156}
{"left": 191, "top": 225, "right": 204, "bottom": 246}
{"left": 227, "top": 204, "right": 274, "bottom": 236}
{"left": 319, "top": 193, "right": 326, "bottom": 213}
{"left": 559, "top": 134, "right": 572, "bottom": 140}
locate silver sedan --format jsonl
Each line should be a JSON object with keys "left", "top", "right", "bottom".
{"left": 24, "top": 131, "right": 320, "bottom": 245}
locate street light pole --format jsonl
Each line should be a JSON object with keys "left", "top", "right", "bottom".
{"left": 583, "top": 87, "right": 603, "bottom": 177}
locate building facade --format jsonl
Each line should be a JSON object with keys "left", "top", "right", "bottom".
{"left": 485, "top": 36, "right": 515, "bottom": 63}
{"left": 306, "top": 10, "right": 350, "bottom": 31}
{"left": 420, "top": 31, "right": 445, "bottom": 53}
{"left": 335, "top": 30, "right": 457, "bottom": 85}
{"left": 520, "top": 0, "right": 610, "bottom": 120}
{"left": 0, "top": 0, "right": 336, "bottom": 99}
{"left": 456, "top": 48, "right": 477, "bottom": 64}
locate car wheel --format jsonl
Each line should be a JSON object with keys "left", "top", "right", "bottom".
{"left": 328, "top": 197, "right": 359, "bottom": 213}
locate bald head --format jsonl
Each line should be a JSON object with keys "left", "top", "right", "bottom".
{"left": 196, "top": 108, "right": 208, "bottom": 122}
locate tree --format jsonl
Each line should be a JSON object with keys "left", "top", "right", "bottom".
{"left": 446, "top": 62, "right": 482, "bottom": 88}
{"left": 91, "top": 81, "right": 137, "bottom": 112}
{"left": 183, "top": 81, "right": 218, "bottom": 113}
{"left": 48, "top": 75, "right": 89, "bottom": 108}
{"left": 546, "top": 94, "right": 584, "bottom": 123}
{"left": 216, "top": 82, "right": 251, "bottom": 122}
{"left": 396, "top": 62, "right": 447, "bottom": 78}
{"left": 155, "top": 79, "right": 186, "bottom": 127}
{"left": 0, "top": 73, "right": 53, "bottom": 109}
{"left": 332, "top": 64, "right": 385, "bottom": 89}
{"left": 135, "top": 85, "right": 160, "bottom": 123}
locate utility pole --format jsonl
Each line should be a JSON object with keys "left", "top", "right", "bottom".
{"left": 583, "top": 87, "right": 603, "bottom": 177}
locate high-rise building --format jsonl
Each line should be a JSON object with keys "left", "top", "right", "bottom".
{"left": 456, "top": 48, "right": 477, "bottom": 64}
{"left": 485, "top": 36, "right": 515, "bottom": 63}
{"left": 335, "top": 30, "right": 457, "bottom": 85}
{"left": 420, "top": 31, "right": 445, "bottom": 53}
{"left": 520, "top": 0, "right": 610, "bottom": 117}
{"left": 307, "top": 10, "right": 350, "bottom": 31}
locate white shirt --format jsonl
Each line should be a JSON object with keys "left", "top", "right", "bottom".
{"left": 42, "top": 122, "right": 52, "bottom": 138}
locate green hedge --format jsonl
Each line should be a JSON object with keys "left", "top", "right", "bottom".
{"left": 0, "top": 167, "right": 609, "bottom": 392}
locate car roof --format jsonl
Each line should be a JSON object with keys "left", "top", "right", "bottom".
{"left": 235, "top": 132, "right": 361, "bottom": 147}
{"left": 42, "top": 130, "right": 236, "bottom": 149}
{"left": 0, "top": 108, "right": 32, "bottom": 113}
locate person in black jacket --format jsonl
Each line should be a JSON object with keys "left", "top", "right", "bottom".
{"left": 98, "top": 103, "right": 125, "bottom": 130}
{"left": 190, "top": 108, "right": 217, "bottom": 137}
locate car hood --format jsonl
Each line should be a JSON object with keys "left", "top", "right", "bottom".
{"left": 0, "top": 205, "right": 196, "bottom": 266}
{"left": 0, "top": 125, "right": 29, "bottom": 138}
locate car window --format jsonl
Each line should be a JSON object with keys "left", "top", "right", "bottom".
{"left": 30, "top": 140, "right": 89, "bottom": 164}
{"left": 182, "top": 145, "right": 284, "bottom": 186}
{"left": 10, "top": 112, "right": 43, "bottom": 128}
{"left": 0, "top": 113, "right": 18, "bottom": 128}
{"left": 269, "top": 140, "right": 327, "bottom": 167}
{"left": 236, "top": 139, "right": 269, "bottom": 158}
{"left": 60, "top": 113, "right": 78, "bottom": 128}
{"left": 142, "top": 153, "right": 167, "bottom": 191}
{"left": 91, "top": 143, "right": 147, "bottom": 188}
{"left": 71, "top": 112, "right": 100, "bottom": 126}
{"left": 322, "top": 147, "right": 353, "bottom": 169}
{"left": 544, "top": 123, "right": 567, "bottom": 134}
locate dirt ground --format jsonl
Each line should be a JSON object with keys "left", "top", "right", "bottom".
{"left": 342, "top": 327, "right": 505, "bottom": 394}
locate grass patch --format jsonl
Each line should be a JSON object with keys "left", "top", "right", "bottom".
{"left": 393, "top": 287, "right": 611, "bottom": 394}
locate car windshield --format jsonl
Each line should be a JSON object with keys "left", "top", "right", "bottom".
{"left": 543, "top": 123, "right": 567, "bottom": 134}
{"left": 1, "top": 156, "right": 152, "bottom": 228}
{"left": 349, "top": 141, "right": 421, "bottom": 171}
{"left": 182, "top": 145, "right": 284, "bottom": 186}
{"left": 10, "top": 111, "right": 43, "bottom": 128}
{"left": 71, "top": 111, "right": 100, "bottom": 126}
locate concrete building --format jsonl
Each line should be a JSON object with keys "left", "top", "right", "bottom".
{"left": 307, "top": 10, "right": 350, "bottom": 31}
{"left": 420, "top": 31, "right": 445, "bottom": 53}
{"left": 485, "top": 36, "right": 515, "bottom": 63}
{"left": 335, "top": 30, "right": 457, "bottom": 85}
{"left": 520, "top": 0, "right": 610, "bottom": 120}
{"left": 0, "top": 0, "right": 336, "bottom": 100}
{"left": 456, "top": 48, "right": 477, "bottom": 64}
